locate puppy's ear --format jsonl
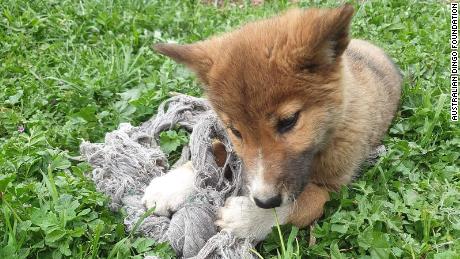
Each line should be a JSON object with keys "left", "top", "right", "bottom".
{"left": 154, "top": 42, "right": 213, "bottom": 84}
{"left": 291, "top": 4, "right": 354, "bottom": 71}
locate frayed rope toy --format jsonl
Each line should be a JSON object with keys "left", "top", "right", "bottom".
{"left": 80, "top": 95, "right": 255, "bottom": 259}
{"left": 80, "top": 94, "right": 385, "bottom": 259}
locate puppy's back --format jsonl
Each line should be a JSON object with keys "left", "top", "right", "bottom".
{"left": 343, "top": 39, "right": 402, "bottom": 144}
{"left": 346, "top": 39, "right": 402, "bottom": 96}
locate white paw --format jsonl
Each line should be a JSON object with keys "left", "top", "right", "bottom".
{"left": 216, "top": 196, "right": 291, "bottom": 242}
{"left": 142, "top": 161, "right": 196, "bottom": 217}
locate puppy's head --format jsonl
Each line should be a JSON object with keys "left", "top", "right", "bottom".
{"left": 155, "top": 4, "right": 354, "bottom": 208}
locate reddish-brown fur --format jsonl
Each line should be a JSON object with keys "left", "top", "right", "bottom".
{"left": 155, "top": 4, "right": 402, "bottom": 228}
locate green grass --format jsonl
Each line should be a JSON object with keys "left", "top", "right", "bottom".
{"left": 0, "top": 0, "right": 458, "bottom": 258}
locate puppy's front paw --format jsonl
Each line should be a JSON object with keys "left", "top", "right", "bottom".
{"left": 216, "top": 196, "right": 290, "bottom": 242}
{"left": 142, "top": 161, "right": 196, "bottom": 217}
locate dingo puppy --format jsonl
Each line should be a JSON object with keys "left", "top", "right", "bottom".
{"left": 145, "top": 4, "right": 402, "bottom": 241}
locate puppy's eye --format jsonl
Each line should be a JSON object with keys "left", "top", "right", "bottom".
{"left": 230, "top": 127, "right": 242, "bottom": 139}
{"left": 277, "top": 111, "right": 300, "bottom": 134}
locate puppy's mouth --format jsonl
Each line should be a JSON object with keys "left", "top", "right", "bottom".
{"left": 278, "top": 193, "right": 296, "bottom": 207}
{"left": 285, "top": 193, "right": 297, "bottom": 204}
{"left": 282, "top": 185, "right": 307, "bottom": 205}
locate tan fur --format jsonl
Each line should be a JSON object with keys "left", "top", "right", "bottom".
{"left": 288, "top": 183, "right": 330, "bottom": 226}
{"left": 212, "top": 139, "right": 227, "bottom": 167}
{"left": 155, "top": 4, "right": 402, "bottom": 228}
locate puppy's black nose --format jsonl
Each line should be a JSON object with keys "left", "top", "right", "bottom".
{"left": 253, "top": 194, "right": 282, "bottom": 209}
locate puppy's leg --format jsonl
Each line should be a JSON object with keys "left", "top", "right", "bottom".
{"left": 288, "top": 183, "right": 330, "bottom": 227}
{"left": 142, "top": 161, "right": 196, "bottom": 217}
{"left": 143, "top": 141, "right": 227, "bottom": 217}
{"left": 216, "top": 183, "right": 329, "bottom": 241}
{"left": 216, "top": 196, "right": 292, "bottom": 242}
